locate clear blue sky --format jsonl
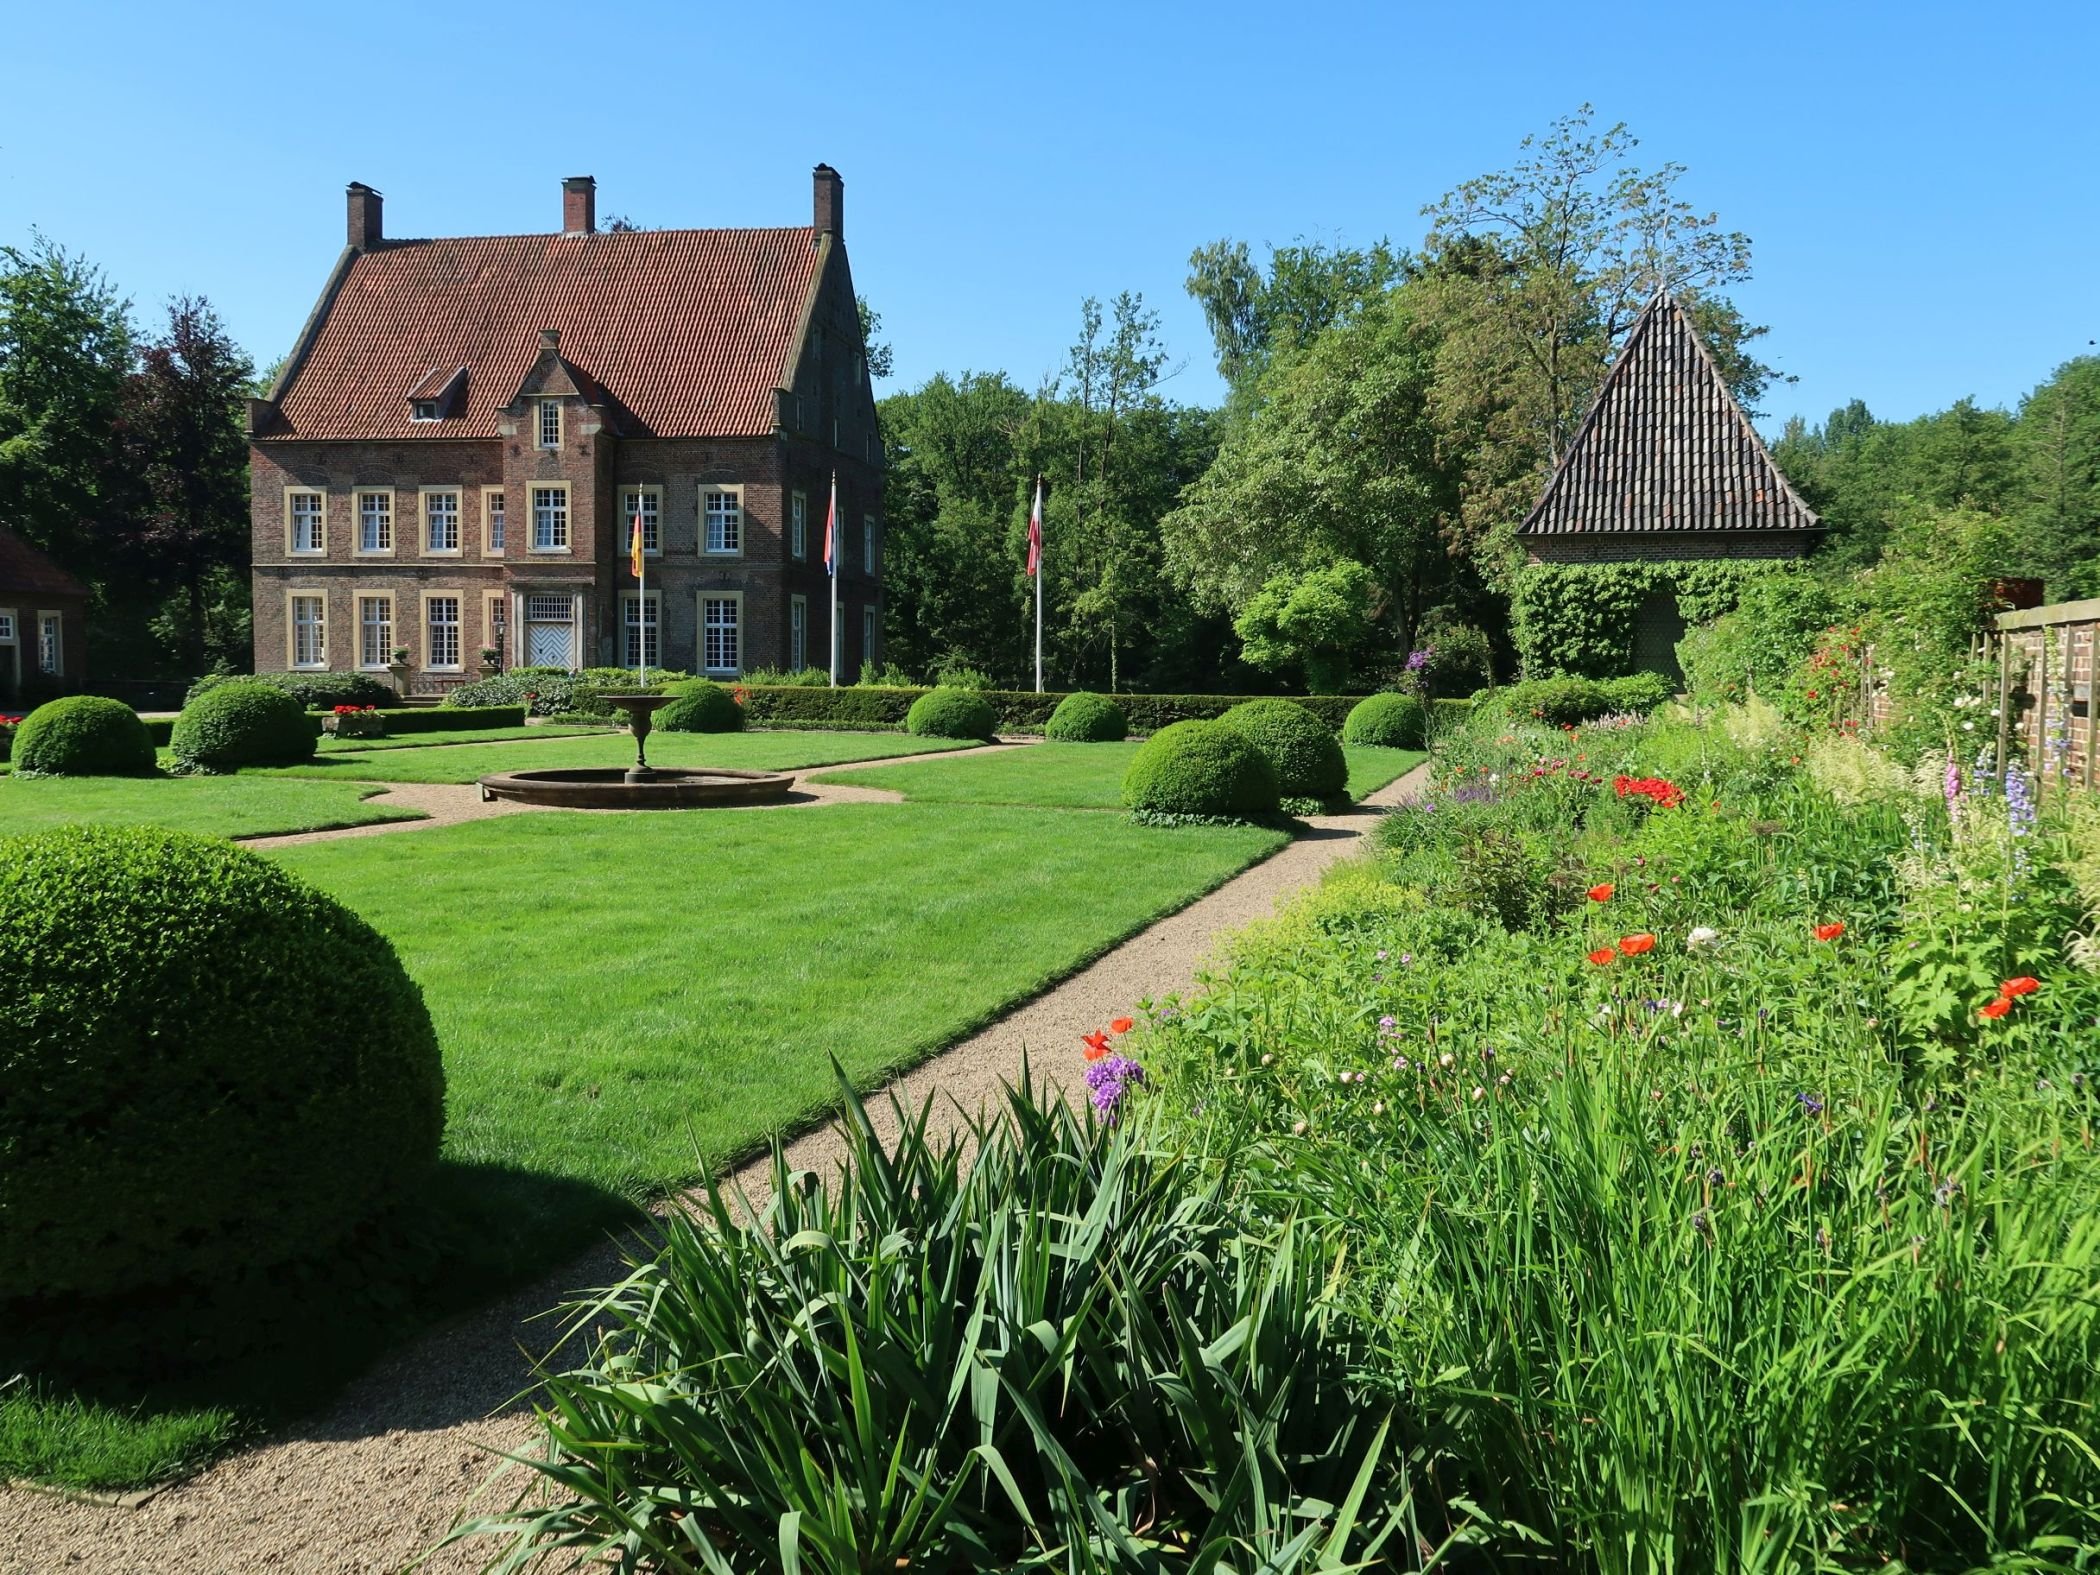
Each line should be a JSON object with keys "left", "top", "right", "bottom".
{"left": 6, "top": 0, "right": 2095, "bottom": 434}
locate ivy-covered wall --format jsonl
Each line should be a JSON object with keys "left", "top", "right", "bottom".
{"left": 1510, "top": 560, "right": 1802, "bottom": 678}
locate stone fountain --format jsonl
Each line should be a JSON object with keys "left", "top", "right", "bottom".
{"left": 478, "top": 693, "right": 794, "bottom": 809}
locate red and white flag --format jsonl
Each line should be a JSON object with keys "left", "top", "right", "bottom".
{"left": 822, "top": 474, "right": 838, "bottom": 577}
{"left": 1025, "top": 478, "right": 1042, "bottom": 577}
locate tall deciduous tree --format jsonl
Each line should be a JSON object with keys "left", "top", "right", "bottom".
{"left": 1185, "top": 237, "right": 1402, "bottom": 401}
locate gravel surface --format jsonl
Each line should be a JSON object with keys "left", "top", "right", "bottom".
{"left": 1, "top": 763, "right": 1425, "bottom": 1574}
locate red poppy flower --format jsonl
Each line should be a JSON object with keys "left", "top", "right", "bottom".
{"left": 1587, "top": 947, "right": 1616, "bottom": 967}
{"left": 1587, "top": 883, "right": 1614, "bottom": 902}
{"left": 1618, "top": 933, "right": 1656, "bottom": 957}
{"left": 1978, "top": 998, "right": 2012, "bottom": 1021}
{"left": 1082, "top": 1030, "right": 1112, "bottom": 1061}
{"left": 1109, "top": 1016, "right": 1135, "bottom": 1034}
{"left": 1998, "top": 977, "right": 2040, "bottom": 998}
{"left": 1812, "top": 922, "right": 1846, "bottom": 943}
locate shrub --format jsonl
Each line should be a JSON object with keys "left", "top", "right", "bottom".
{"left": 1475, "top": 675, "right": 1664, "bottom": 729}
{"left": 927, "top": 658, "right": 991, "bottom": 690}
{"left": 741, "top": 664, "right": 829, "bottom": 687}
{"left": 1342, "top": 691, "right": 1428, "bottom": 749}
{"left": 656, "top": 680, "right": 743, "bottom": 733}
{"left": 1600, "top": 671, "right": 1674, "bottom": 713}
{"left": 1043, "top": 690, "right": 1128, "bottom": 742}
{"left": 905, "top": 686, "right": 996, "bottom": 740}
{"left": 9, "top": 696, "right": 156, "bottom": 777}
{"left": 185, "top": 670, "right": 399, "bottom": 711}
{"left": 170, "top": 682, "right": 318, "bottom": 771}
{"left": 0, "top": 825, "right": 443, "bottom": 1300}
{"left": 366, "top": 705, "right": 526, "bottom": 736}
{"left": 445, "top": 667, "right": 689, "bottom": 718}
{"left": 1215, "top": 697, "right": 1346, "bottom": 798}
{"left": 1120, "top": 720, "right": 1279, "bottom": 818}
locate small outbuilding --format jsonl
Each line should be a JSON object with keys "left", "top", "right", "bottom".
{"left": 0, "top": 524, "right": 88, "bottom": 704}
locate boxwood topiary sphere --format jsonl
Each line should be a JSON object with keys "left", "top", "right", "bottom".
{"left": 170, "top": 680, "right": 318, "bottom": 771}
{"left": 0, "top": 825, "right": 444, "bottom": 1299}
{"left": 1342, "top": 692, "right": 1427, "bottom": 750}
{"left": 9, "top": 695, "right": 156, "bottom": 777}
{"left": 1044, "top": 690, "right": 1128, "bottom": 743}
{"left": 907, "top": 686, "right": 997, "bottom": 740}
{"left": 1215, "top": 698, "right": 1346, "bottom": 798}
{"left": 657, "top": 680, "right": 744, "bottom": 733}
{"left": 1120, "top": 720, "right": 1279, "bottom": 818}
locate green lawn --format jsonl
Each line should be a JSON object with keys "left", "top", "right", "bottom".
{"left": 812, "top": 742, "right": 1427, "bottom": 808}
{"left": 0, "top": 775, "right": 420, "bottom": 840}
{"left": 256, "top": 728, "right": 973, "bottom": 784}
{"left": 274, "top": 803, "right": 1284, "bottom": 1194}
{"left": 318, "top": 723, "right": 615, "bottom": 752}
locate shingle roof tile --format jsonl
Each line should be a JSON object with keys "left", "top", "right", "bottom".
{"left": 0, "top": 524, "right": 88, "bottom": 598}
{"left": 1519, "top": 291, "right": 1819, "bottom": 536}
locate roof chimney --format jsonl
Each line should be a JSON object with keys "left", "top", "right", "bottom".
{"left": 347, "top": 182, "right": 383, "bottom": 250}
{"left": 540, "top": 328, "right": 561, "bottom": 351}
{"left": 562, "top": 175, "right": 596, "bottom": 236}
{"left": 812, "top": 164, "right": 843, "bottom": 241}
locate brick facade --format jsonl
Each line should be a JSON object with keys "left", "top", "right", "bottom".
{"left": 0, "top": 525, "right": 90, "bottom": 702}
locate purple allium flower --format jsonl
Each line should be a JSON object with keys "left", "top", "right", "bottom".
{"left": 1084, "top": 1054, "right": 1146, "bottom": 1122}
{"left": 1375, "top": 949, "right": 1389, "bottom": 961}
{"left": 1796, "top": 1091, "right": 1824, "bottom": 1116}
{"left": 1405, "top": 648, "right": 1432, "bottom": 673}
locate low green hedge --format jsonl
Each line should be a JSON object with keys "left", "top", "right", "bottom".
{"left": 172, "top": 683, "right": 318, "bottom": 772}
{"left": 1473, "top": 674, "right": 1674, "bottom": 729}
{"left": 657, "top": 682, "right": 744, "bottom": 734}
{"left": 907, "top": 687, "right": 998, "bottom": 741}
{"left": 186, "top": 670, "right": 401, "bottom": 710}
{"left": 1343, "top": 692, "right": 1428, "bottom": 750}
{"left": 1121, "top": 720, "right": 1280, "bottom": 818}
{"left": 10, "top": 696, "right": 157, "bottom": 777}
{"left": 144, "top": 717, "right": 176, "bottom": 748}
{"left": 1044, "top": 691, "right": 1129, "bottom": 742}
{"left": 738, "top": 685, "right": 1387, "bottom": 736}
{"left": 363, "top": 705, "right": 525, "bottom": 735}
{"left": 1216, "top": 699, "right": 1346, "bottom": 798}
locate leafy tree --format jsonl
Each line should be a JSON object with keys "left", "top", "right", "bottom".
{"left": 857, "top": 297, "right": 894, "bottom": 382}
{"left": 1233, "top": 560, "right": 1379, "bottom": 693}
{"left": 1185, "top": 237, "right": 1402, "bottom": 398}
{"left": 2012, "top": 357, "right": 2100, "bottom": 596}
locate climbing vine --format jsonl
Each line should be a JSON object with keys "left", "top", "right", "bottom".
{"left": 1510, "top": 560, "right": 1800, "bottom": 677}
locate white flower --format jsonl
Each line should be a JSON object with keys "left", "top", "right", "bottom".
{"left": 1439, "top": 1052, "right": 1454, "bottom": 1068}
{"left": 1471, "top": 1086, "right": 1486, "bottom": 1101}
{"left": 1961, "top": 721, "right": 1975, "bottom": 732}
{"left": 1687, "top": 925, "right": 1721, "bottom": 951}
{"left": 1371, "top": 1100, "right": 1386, "bottom": 1116}
{"left": 1291, "top": 1120, "right": 1307, "bottom": 1136}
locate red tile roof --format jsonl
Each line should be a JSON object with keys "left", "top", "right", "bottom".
{"left": 0, "top": 524, "right": 88, "bottom": 598}
{"left": 271, "top": 227, "right": 821, "bottom": 441}
{"left": 1520, "top": 291, "right": 1819, "bottom": 536}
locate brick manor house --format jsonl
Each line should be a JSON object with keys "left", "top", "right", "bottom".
{"left": 248, "top": 166, "right": 882, "bottom": 685}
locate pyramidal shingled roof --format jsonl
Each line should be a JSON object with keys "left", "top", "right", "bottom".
{"left": 1519, "top": 291, "right": 1819, "bottom": 537}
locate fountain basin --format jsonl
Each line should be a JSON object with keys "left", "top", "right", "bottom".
{"left": 479, "top": 766, "right": 795, "bottom": 810}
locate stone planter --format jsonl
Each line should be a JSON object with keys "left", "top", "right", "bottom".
{"left": 387, "top": 659, "right": 412, "bottom": 698}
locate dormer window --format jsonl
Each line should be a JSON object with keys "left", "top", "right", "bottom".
{"left": 411, "top": 400, "right": 440, "bottom": 422}
{"left": 406, "top": 366, "right": 466, "bottom": 423}
{"left": 537, "top": 399, "right": 562, "bottom": 449}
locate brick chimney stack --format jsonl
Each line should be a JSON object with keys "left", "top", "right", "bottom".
{"left": 812, "top": 164, "right": 843, "bottom": 241}
{"left": 347, "top": 182, "right": 383, "bottom": 250}
{"left": 562, "top": 176, "right": 596, "bottom": 236}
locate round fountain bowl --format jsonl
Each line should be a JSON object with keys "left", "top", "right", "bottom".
{"left": 478, "top": 766, "right": 795, "bottom": 810}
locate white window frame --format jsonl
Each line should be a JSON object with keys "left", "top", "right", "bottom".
{"left": 421, "top": 487, "right": 462, "bottom": 556}
{"left": 482, "top": 487, "right": 507, "bottom": 556}
{"left": 537, "top": 398, "right": 562, "bottom": 450}
{"left": 356, "top": 592, "right": 395, "bottom": 671}
{"left": 790, "top": 490, "right": 808, "bottom": 560}
{"left": 621, "top": 485, "right": 663, "bottom": 556}
{"left": 422, "top": 591, "right": 464, "bottom": 672}
{"left": 702, "top": 485, "right": 743, "bottom": 557}
{"left": 863, "top": 605, "right": 877, "bottom": 664}
{"left": 285, "top": 488, "right": 326, "bottom": 555}
{"left": 0, "top": 611, "right": 14, "bottom": 694}
{"left": 0, "top": 612, "right": 15, "bottom": 645}
{"left": 411, "top": 399, "right": 440, "bottom": 423}
{"left": 531, "top": 483, "right": 571, "bottom": 553}
{"left": 699, "top": 590, "right": 742, "bottom": 676}
{"left": 621, "top": 590, "right": 662, "bottom": 669}
{"left": 863, "top": 514, "right": 876, "bottom": 575}
{"left": 36, "top": 610, "right": 63, "bottom": 676}
{"left": 355, "top": 489, "right": 394, "bottom": 555}
{"left": 286, "top": 593, "right": 326, "bottom": 670}
{"left": 790, "top": 594, "right": 807, "bottom": 671}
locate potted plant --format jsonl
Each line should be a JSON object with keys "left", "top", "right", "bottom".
{"left": 330, "top": 703, "right": 385, "bottom": 739}
{"left": 478, "top": 646, "right": 501, "bottom": 678}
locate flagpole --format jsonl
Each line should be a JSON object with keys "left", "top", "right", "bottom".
{"left": 1032, "top": 478, "right": 1043, "bottom": 694}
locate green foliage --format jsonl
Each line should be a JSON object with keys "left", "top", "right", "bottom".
{"left": 1232, "top": 560, "right": 1381, "bottom": 693}
{"left": 187, "top": 669, "right": 400, "bottom": 710}
{"left": 926, "top": 657, "right": 991, "bottom": 690}
{"left": 1676, "top": 572, "right": 1854, "bottom": 703}
{"left": 655, "top": 680, "right": 743, "bottom": 734}
{"left": 1475, "top": 673, "right": 1671, "bottom": 728}
{"left": 741, "top": 664, "right": 830, "bottom": 687}
{"left": 1042, "top": 689, "right": 1128, "bottom": 742}
{"left": 1121, "top": 720, "right": 1280, "bottom": 818}
{"left": 1185, "top": 233, "right": 1404, "bottom": 396}
{"left": 10, "top": 695, "right": 155, "bottom": 776}
{"left": 365, "top": 705, "right": 525, "bottom": 736}
{"left": 737, "top": 683, "right": 1380, "bottom": 737}
{"left": 905, "top": 686, "right": 997, "bottom": 740}
{"left": 1511, "top": 560, "right": 1792, "bottom": 677}
{"left": 1215, "top": 697, "right": 1346, "bottom": 798}
{"left": 170, "top": 681, "right": 317, "bottom": 771}
{"left": 0, "top": 826, "right": 442, "bottom": 1302}
{"left": 444, "top": 667, "right": 688, "bottom": 718}
{"left": 1342, "top": 692, "right": 1427, "bottom": 749}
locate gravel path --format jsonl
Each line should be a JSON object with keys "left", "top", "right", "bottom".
{"left": 2, "top": 764, "right": 1425, "bottom": 1575}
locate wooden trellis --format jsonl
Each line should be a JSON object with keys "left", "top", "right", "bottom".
{"left": 1987, "top": 598, "right": 2100, "bottom": 796}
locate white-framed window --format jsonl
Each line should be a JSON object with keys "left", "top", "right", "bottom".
{"left": 357, "top": 595, "right": 394, "bottom": 669}
{"left": 423, "top": 489, "right": 461, "bottom": 554}
{"left": 37, "top": 611, "right": 62, "bottom": 676}
{"left": 621, "top": 486, "right": 662, "bottom": 554}
{"left": 863, "top": 515, "right": 876, "bottom": 574}
{"left": 701, "top": 593, "right": 741, "bottom": 674}
{"left": 287, "top": 489, "right": 325, "bottom": 554}
{"left": 537, "top": 399, "right": 562, "bottom": 449}
{"left": 532, "top": 485, "right": 569, "bottom": 551}
{"left": 790, "top": 491, "right": 808, "bottom": 559}
{"left": 289, "top": 596, "right": 325, "bottom": 669}
{"left": 483, "top": 488, "right": 507, "bottom": 555}
{"left": 425, "top": 594, "right": 462, "bottom": 670}
{"left": 411, "top": 399, "right": 440, "bottom": 422}
{"left": 622, "top": 591, "right": 662, "bottom": 668}
{"left": 863, "top": 605, "right": 877, "bottom": 662}
{"left": 703, "top": 488, "right": 742, "bottom": 555}
{"left": 790, "top": 594, "right": 807, "bottom": 671}
{"left": 0, "top": 612, "right": 14, "bottom": 645}
{"left": 356, "top": 490, "right": 393, "bottom": 554}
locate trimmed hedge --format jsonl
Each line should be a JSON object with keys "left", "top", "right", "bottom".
{"left": 10, "top": 696, "right": 156, "bottom": 777}
{"left": 1343, "top": 692, "right": 1428, "bottom": 750}
{"left": 1121, "top": 720, "right": 1280, "bottom": 818}
{"left": 0, "top": 825, "right": 444, "bottom": 1300}
{"left": 1044, "top": 691, "right": 1129, "bottom": 742}
{"left": 171, "top": 682, "right": 318, "bottom": 772}
{"left": 738, "top": 685, "right": 1382, "bottom": 736}
{"left": 1473, "top": 673, "right": 1675, "bottom": 729}
{"left": 657, "top": 681, "right": 744, "bottom": 734}
{"left": 907, "top": 687, "right": 998, "bottom": 741}
{"left": 1216, "top": 698, "right": 1346, "bottom": 798}
{"left": 365, "top": 704, "right": 526, "bottom": 736}
{"left": 186, "top": 670, "right": 401, "bottom": 710}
